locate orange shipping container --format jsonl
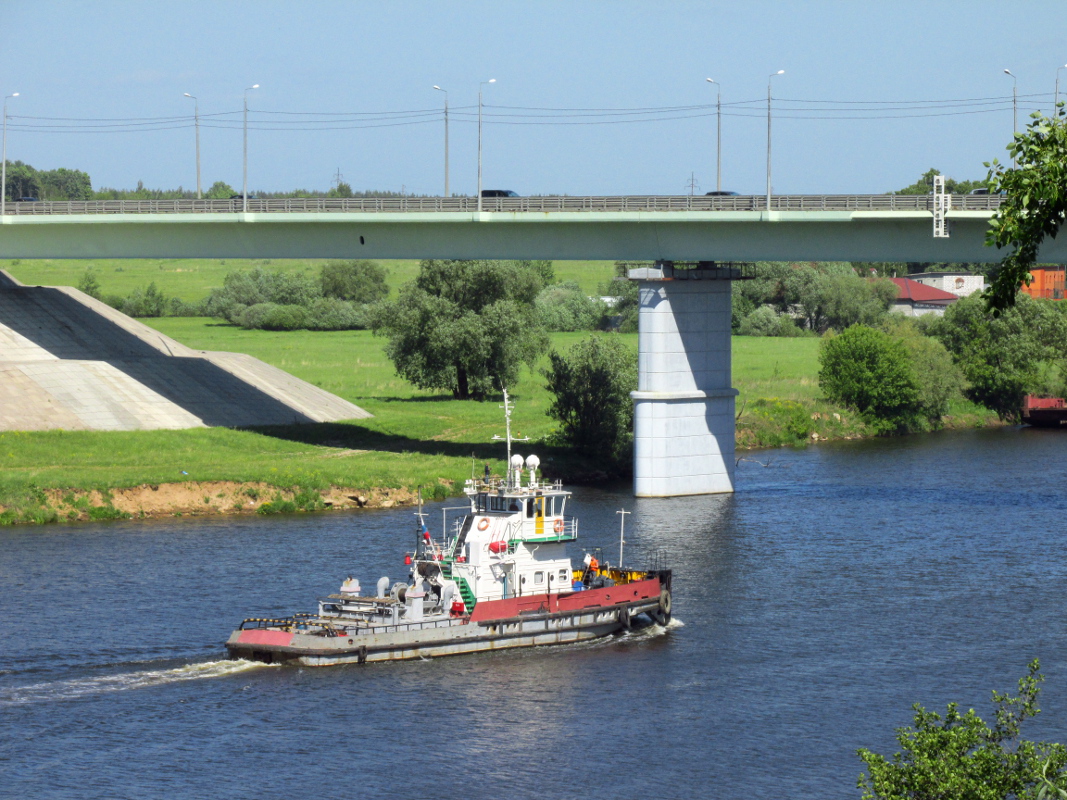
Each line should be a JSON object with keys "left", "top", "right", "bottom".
{"left": 1021, "top": 268, "right": 1066, "bottom": 300}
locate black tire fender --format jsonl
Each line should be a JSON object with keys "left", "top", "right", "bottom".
{"left": 655, "top": 589, "right": 672, "bottom": 624}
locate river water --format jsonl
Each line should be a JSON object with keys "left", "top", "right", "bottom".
{"left": 3, "top": 427, "right": 1067, "bottom": 799}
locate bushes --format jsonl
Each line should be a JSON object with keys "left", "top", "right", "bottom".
{"left": 819, "top": 326, "right": 923, "bottom": 433}
{"left": 197, "top": 262, "right": 386, "bottom": 331}
{"left": 535, "top": 282, "right": 607, "bottom": 331}
{"left": 819, "top": 324, "right": 965, "bottom": 432}
{"left": 320, "top": 260, "right": 389, "bottom": 304}
{"left": 202, "top": 266, "right": 321, "bottom": 321}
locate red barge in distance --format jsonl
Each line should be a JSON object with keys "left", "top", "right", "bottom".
{"left": 1022, "top": 395, "right": 1067, "bottom": 428}
{"left": 225, "top": 392, "right": 672, "bottom": 666}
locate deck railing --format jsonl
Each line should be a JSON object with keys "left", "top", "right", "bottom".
{"left": 0, "top": 194, "right": 1004, "bottom": 216}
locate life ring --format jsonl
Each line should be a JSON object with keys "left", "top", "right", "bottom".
{"left": 477, "top": 518, "right": 490, "bottom": 531}
{"left": 553, "top": 518, "right": 564, "bottom": 533}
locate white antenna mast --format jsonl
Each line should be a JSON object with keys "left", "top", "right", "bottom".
{"left": 617, "top": 508, "right": 630, "bottom": 568}
{"left": 491, "top": 388, "right": 529, "bottom": 487}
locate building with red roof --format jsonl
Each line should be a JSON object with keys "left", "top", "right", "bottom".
{"left": 890, "top": 278, "right": 959, "bottom": 317}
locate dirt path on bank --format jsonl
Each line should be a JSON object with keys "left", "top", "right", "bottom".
{"left": 36, "top": 482, "right": 421, "bottom": 522}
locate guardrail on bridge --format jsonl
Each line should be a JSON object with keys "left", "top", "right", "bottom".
{"left": 0, "top": 194, "right": 1004, "bottom": 215}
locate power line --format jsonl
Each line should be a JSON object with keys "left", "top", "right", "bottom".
{"left": 5, "top": 90, "right": 1054, "bottom": 135}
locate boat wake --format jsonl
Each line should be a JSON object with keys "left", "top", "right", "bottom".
{"left": 0, "top": 659, "right": 276, "bottom": 707}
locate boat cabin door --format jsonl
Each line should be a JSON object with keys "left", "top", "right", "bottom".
{"left": 532, "top": 496, "right": 545, "bottom": 536}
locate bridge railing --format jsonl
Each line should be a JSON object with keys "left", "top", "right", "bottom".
{"left": 0, "top": 194, "right": 1004, "bottom": 215}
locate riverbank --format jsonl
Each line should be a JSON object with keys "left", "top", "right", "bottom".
{"left": 0, "top": 323, "right": 1003, "bottom": 525}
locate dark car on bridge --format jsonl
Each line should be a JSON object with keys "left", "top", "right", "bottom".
{"left": 705, "top": 191, "right": 739, "bottom": 196}
{"left": 480, "top": 190, "right": 519, "bottom": 198}
{"left": 15, "top": 196, "right": 40, "bottom": 202}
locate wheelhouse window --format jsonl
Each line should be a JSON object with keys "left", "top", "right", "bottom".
{"left": 534, "top": 571, "right": 544, "bottom": 584}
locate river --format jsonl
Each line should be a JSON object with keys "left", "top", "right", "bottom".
{"left": 3, "top": 427, "right": 1067, "bottom": 799}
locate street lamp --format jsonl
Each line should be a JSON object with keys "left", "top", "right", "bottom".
{"left": 767, "top": 69, "right": 784, "bottom": 210}
{"left": 184, "top": 93, "right": 202, "bottom": 199}
{"left": 243, "top": 83, "right": 259, "bottom": 212}
{"left": 2, "top": 92, "right": 18, "bottom": 218}
{"left": 1056, "top": 64, "right": 1067, "bottom": 113}
{"left": 706, "top": 78, "right": 721, "bottom": 193}
{"left": 433, "top": 85, "right": 449, "bottom": 197}
{"left": 1004, "top": 69, "right": 1017, "bottom": 168}
{"left": 477, "top": 78, "right": 495, "bottom": 212}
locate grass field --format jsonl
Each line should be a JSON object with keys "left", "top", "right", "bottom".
{"left": 0, "top": 304, "right": 999, "bottom": 523}
{"left": 4, "top": 258, "right": 617, "bottom": 301}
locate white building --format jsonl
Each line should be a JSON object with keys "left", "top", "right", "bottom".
{"left": 903, "top": 271, "right": 985, "bottom": 297}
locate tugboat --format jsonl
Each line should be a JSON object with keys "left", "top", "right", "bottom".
{"left": 225, "top": 392, "right": 672, "bottom": 666}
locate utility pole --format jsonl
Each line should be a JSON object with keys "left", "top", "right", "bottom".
{"left": 706, "top": 78, "right": 721, "bottom": 192}
{"left": 686, "top": 172, "right": 699, "bottom": 196}
{"left": 767, "top": 70, "right": 784, "bottom": 211}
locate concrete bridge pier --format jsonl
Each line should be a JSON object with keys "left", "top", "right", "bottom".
{"left": 629, "top": 263, "right": 740, "bottom": 497}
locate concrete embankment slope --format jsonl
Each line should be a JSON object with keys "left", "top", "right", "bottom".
{"left": 0, "top": 270, "right": 370, "bottom": 431}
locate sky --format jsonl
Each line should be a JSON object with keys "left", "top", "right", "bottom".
{"left": 3, "top": 1, "right": 1066, "bottom": 197}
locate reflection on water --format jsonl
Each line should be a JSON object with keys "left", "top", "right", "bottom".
{"left": 2, "top": 427, "right": 1067, "bottom": 799}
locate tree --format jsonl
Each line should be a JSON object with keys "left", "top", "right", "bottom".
{"left": 858, "top": 660, "right": 1067, "bottom": 800}
{"left": 543, "top": 334, "right": 637, "bottom": 463}
{"left": 930, "top": 293, "right": 1067, "bottom": 420}
{"left": 320, "top": 260, "right": 389, "bottom": 304}
{"left": 895, "top": 167, "right": 988, "bottom": 196}
{"left": 818, "top": 325, "right": 922, "bottom": 432}
{"left": 738, "top": 261, "right": 896, "bottom": 333}
{"left": 205, "top": 181, "right": 235, "bottom": 200}
{"left": 327, "top": 181, "right": 354, "bottom": 198}
{"left": 3, "top": 161, "right": 40, "bottom": 200}
{"left": 985, "top": 108, "right": 1067, "bottom": 313}
{"left": 882, "top": 316, "right": 966, "bottom": 424}
{"left": 76, "top": 268, "right": 102, "bottom": 300}
{"left": 599, "top": 263, "right": 639, "bottom": 332}
{"left": 373, "top": 260, "right": 551, "bottom": 399}
{"left": 38, "top": 167, "right": 92, "bottom": 200}
{"left": 535, "top": 282, "right": 605, "bottom": 331}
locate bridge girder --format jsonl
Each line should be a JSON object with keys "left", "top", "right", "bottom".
{"left": 2, "top": 210, "right": 1065, "bottom": 264}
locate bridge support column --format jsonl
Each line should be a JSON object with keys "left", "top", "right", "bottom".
{"left": 629, "top": 263, "right": 739, "bottom": 497}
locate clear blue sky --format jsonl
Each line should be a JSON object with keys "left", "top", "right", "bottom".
{"left": 4, "top": 1, "right": 1066, "bottom": 196}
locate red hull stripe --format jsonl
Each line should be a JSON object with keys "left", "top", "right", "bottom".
{"left": 238, "top": 629, "right": 295, "bottom": 646}
{"left": 469, "top": 577, "right": 661, "bottom": 623}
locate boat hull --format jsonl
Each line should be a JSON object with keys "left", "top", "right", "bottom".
{"left": 226, "top": 579, "right": 669, "bottom": 666}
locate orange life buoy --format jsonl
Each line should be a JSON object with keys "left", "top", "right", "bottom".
{"left": 553, "top": 518, "right": 564, "bottom": 533}
{"left": 477, "top": 517, "right": 490, "bottom": 531}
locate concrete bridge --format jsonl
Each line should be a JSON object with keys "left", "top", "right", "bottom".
{"left": 3, "top": 194, "right": 1065, "bottom": 497}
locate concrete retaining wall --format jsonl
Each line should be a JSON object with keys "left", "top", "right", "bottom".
{"left": 0, "top": 270, "right": 370, "bottom": 431}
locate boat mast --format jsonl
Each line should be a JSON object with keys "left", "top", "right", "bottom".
{"left": 492, "top": 387, "right": 528, "bottom": 489}
{"left": 617, "top": 508, "right": 629, "bottom": 568}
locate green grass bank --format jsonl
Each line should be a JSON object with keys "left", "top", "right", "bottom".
{"left": 0, "top": 316, "right": 1000, "bottom": 525}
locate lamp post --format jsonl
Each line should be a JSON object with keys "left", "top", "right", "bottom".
{"left": 183, "top": 93, "right": 202, "bottom": 199}
{"left": 1, "top": 92, "right": 18, "bottom": 217}
{"left": 1056, "top": 64, "right": 1067, "bottom": 113}
{"left": 433, "top": 85, "right": 449, "bottom": 197}
{"left": 1004, "top": 69, "right": 1017, "bottom": 169}
{"left": 243, "top": 83, "right": 259, "bottom": 212}
{"left": 477, "top": 78, "right": 495, "bottom": 212}
{"left": 766, "top": 69, "right": 784, "bottom": 210}
{"left": 706, "top": 78, "right": 721, "bottom": 193}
